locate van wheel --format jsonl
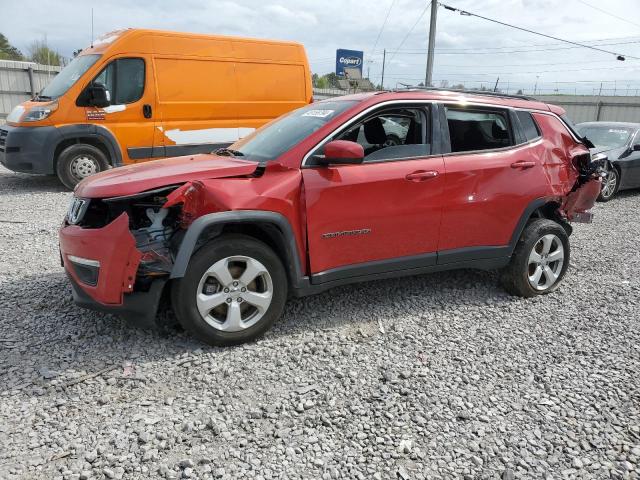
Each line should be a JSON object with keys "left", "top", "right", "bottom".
{"left": 171, "top": 235, "right": 288, "bottom": 346}
{"left": 500, "top": 219, "right": 570, "bottom": 297}
{"left": 56, "top": 144, "right": 109, "bottom": 190}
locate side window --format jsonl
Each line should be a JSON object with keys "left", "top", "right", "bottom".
{"left": 516, "top": 111, "right": 541, "bottom": 141}
{"left": 92, "top": 62, "right": 115, "bottom": 100}
{"left": 333, "top": 107, "right": 430, "bottom": 162}
{"left": 115, "top": 58, "right": 145, "bottom": 104}
{"left": 89, "top": 58, "right": 145, "bottom": 105}
{"left": 445, "top": 108, "right": 513, "bottom": 153}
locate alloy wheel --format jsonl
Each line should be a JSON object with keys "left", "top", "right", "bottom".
{"left": 196, "top": 255, "right": 273, "bottom": 332}
{"left": 600, "top": 166, "right": 618, "bottom": 200}
{"left": 527, "top": 234, "right": 565, "bottom": 291}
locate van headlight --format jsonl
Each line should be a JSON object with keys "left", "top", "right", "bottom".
{"left": 21, "top": 101, "right": 58, "bottom": 122}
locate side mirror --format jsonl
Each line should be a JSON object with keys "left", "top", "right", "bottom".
{"left": 633, "top": 144, "right": 640, "bottom": 151}
{"left": 317, "top": 140, "right": 364, "bottom": 165}
{"left": 87, "top": 84, "right": 111, "bottom": 108}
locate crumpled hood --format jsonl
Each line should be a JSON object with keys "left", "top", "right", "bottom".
{"left": 589, "top": 145, "right": 627, "bottom": 159}
{"left": 74, "top": 154, "right": 259, "bottom": 199}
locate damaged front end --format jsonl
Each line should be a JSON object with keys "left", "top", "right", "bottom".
{"left": 560, "top": 151, "right": 607, "bottom": 223}
{"left": 59, "top": 185, "right": 189, "bottom": 327}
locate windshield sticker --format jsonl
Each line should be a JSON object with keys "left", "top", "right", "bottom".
{"left": 302, "top": 109, "right": 335, "bottom": 118}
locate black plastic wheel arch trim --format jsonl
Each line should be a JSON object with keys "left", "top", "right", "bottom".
{"left": 56, "top": 124, "right": 123, "bottom": 167}
{"left": 169, "top": 211, "right": 307, "bottom": 290}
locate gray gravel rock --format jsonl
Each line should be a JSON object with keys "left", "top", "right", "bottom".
{"left": 1, "top": 165, "right": 640, "bottom": 479}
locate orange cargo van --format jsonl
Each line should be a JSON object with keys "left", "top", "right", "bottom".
{"left": 0, "top": 29, "right": 312, "bottom": 188}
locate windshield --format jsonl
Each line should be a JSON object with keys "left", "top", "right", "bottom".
{"left": 39, "top": 54, "right": 101, "bottom": 99}
{"left": 231, "top": 100, "right": 358, "bottom": 162}
{"left": 576, "top": 125, "right": 634, "bottom": 149}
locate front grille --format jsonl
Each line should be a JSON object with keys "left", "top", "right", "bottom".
{"left": 67, "top": 197, "right": 90, "bottom": 225}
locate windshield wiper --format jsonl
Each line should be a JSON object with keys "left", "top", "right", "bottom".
{"left": 214, "top": 147, "right": 244, "bottom": 157}
{"left": 33, "top": 94, "right": 52, "bottom": 102}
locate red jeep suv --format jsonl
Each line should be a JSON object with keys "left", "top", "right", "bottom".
{"left": 59, "top": 90, "right": 603, "bottom": 346}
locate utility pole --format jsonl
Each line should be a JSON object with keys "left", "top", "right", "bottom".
{"left": 493, "top": 77, "right": 499, "bottom": 92}
{"left": 381, "top": 49, "right": 386, "bottom": 90}
{"left": 533, "top": 75, "right": 539, "bottom": 95}
{"left": 425, "top": 1, "right": 438, "bottom": 87}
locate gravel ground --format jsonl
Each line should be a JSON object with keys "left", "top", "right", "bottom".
{"left": 0, "top": 164, "right": 639, "bottom": 480}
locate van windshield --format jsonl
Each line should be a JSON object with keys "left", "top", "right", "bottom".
{"left": 231, "top": 100, "right": 358, "bottom": 162}
{"left": 39, "top": 54, "right": 101, "bottom": 100}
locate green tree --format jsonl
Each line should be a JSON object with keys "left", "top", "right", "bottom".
{"left": 28, "top": 40, "right": 62, "bottom": 66}
{"left": 0, "top": 33, "right": 24, "bottom": 60}
{"left": 324, "top": 72, "right": 339, "bottom": 88}
{"left": 315, "top": 76, "right": 329, "bottom": 89}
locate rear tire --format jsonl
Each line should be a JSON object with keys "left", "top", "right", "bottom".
{"left": 56, "top": 144, "right": 109, "bottom": 190}
{"left": 500, "top": 219, "right": 570, "bottom": 297}
{"left": 171, "top": 234, "right": 288, "bottom": 346}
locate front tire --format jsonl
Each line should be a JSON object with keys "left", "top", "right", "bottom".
{"left": 598, "top": 162, "right": 620, "bottom": 202}
{"left": 171, "top": 235, "right": 288, "bottom": 346}
{"left": 500, "top": 219, "right": 570, "bottom": 297}
{"left": 56, "top": 144, "right": 109, "bottom": 190}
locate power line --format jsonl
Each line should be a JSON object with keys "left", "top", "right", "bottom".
{"left": 387, "top": 2, "right": 431, "bottom": 63}
{"left": 371, "top": 0, "right": 398, "bottom": 55}
{"left": 387, "top": 42, "right": 640, "bottom": 55}
{"left": 575, "top": 0, "right": 640, "bottom": 29}
{"left": 368, "top": 40, "right": 640, "bottom": 57}
{"left": 399, "top": 59, "right": 635, "bottom": 68}
{"left": 424, "top": 36, "right": 640, "bottom": 51}
{"left": 440, "top": 2, "right": 640, "bottom": 60}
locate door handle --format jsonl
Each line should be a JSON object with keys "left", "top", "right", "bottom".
{"left": 405, "top": 170, "right": 439, "bottom": 181}
{"left": 511, "top": 160, "right": 536, "bottom": 169}
{"left": 143, "top": 104, "right": 152, "bottom": 119}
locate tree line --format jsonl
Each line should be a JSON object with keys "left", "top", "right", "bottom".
{"left": 0, "top": 33, "right": 63, "bottom": 66}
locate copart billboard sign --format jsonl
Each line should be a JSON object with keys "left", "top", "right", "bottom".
{"left": 336, "top": 49, "right": 363, "bottom": 77}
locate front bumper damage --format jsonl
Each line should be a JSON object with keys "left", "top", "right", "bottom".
{"left": 59, "top": 212, "right": 167, "bottom": 328}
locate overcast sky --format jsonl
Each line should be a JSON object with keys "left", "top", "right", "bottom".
{"left": 2, "top": 0, "right": 640, "bottom": 95}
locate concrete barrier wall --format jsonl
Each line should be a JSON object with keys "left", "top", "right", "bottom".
{"left": 535, "top": 95, "right": 640, "bottom": 123}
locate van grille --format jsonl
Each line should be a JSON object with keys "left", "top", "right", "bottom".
{"left": 0, "top": 128, "right": 7, "bottom": 150}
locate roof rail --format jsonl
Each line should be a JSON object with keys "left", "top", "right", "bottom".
{"left": 393, "top": 86, "right": 536, "bottom": 101}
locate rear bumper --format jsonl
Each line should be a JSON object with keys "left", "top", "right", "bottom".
{"left": 562, "top": 177, "right": 602, "bottom": 223}
{"left": 0, "top": 124, "right": 60, "bottom": 174}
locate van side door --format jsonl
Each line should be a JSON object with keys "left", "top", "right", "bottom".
{"left": 78, "top": 55, "right": 158, "bottom": 165}
{"left": 153, "top": 55, "right": 239, "bottom": 157}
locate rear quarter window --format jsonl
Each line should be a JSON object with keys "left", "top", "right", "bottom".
{"left": 516, "top": 111, "right": 541, "bottom": 141}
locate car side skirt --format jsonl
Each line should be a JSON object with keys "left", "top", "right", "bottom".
{"left": 295, "top": 252, "right": 509, "bottom": 297}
